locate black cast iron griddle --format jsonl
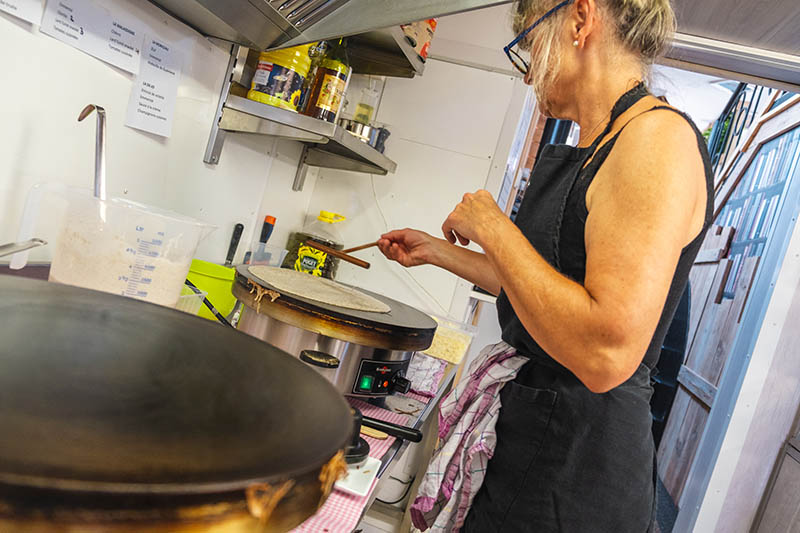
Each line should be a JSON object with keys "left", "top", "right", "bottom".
{"left": 0, "top": 275, "right": 352, "bottom": 494}
{"left": 234, "top": 265, "right": 437, "bottom": 351}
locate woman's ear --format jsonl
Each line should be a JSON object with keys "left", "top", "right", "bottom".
{"left": 571, "top": 0, "right": 599, "bottom": 48}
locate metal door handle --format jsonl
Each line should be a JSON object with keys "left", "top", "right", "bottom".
{"left": 300, "top": 350, "right": 341, "bottom": 368}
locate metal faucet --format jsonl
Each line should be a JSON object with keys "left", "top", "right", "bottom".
{"left": 0, "top": 238, "right": 46, "bottom": 259}
{"left": 78, "top": 104, "right": 107, "bottom": 201}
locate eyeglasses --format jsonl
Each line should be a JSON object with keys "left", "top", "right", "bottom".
{"left": 504, "top": 0, "right": 574, "bottom": 75}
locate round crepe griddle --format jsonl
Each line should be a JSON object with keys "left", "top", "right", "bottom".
{"left": 0, "top": 275, "right": 352, "bottom": 495}
{"left": 234, "top": 265, "right": 437, "bottom": 351}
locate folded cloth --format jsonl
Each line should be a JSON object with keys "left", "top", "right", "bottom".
{"left": 407, "top": 352, "right": 449, "bottom": 397}
{"left": 410, "top": 342, "right": 528, "bottom": 532}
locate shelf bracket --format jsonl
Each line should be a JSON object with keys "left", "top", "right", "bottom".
{"left": 204, "top": 43, "right": 240, "bottom": 165}
{"left": 293, "top": 145, "right": 312, "bottom": 191}
{"left": 292, "top": 144, "right": 390, "bottom": 192}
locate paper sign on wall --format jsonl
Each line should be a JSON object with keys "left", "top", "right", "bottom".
{"left": 40, "top": 0, "right": 142, "bottom": 74}
{"left": 0, "top": 0, "right": 43, "bottom": 24}
{"left": 124, "top": 35, "right": 182, "bottom": 138}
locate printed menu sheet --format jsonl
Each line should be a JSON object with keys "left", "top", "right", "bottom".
{"left": 0, "top": 0, "right": 43, "bottom": 24}
{"left": 124, "top": 35, "right": 182, "bottom": 138}
{"left": 41, "top": 0, "right": 142, "bottom": 74}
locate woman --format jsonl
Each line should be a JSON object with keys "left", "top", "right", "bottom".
{"left": 378, "top": 0, "right": 712, "bottom": 530}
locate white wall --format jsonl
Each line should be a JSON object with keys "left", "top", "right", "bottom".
{"left": 304, "top": 59, "right": 519, "bottom": 317}
{"left": 0, "top": 0, "right": 527, "bottom": 326}
{"left": 0, "top": 0, "right": 317, "bottom": 267}
{"left": 299, "top": 4, "right": 525, "bottom": 319}
{"left": 429, "top": 4, "right": 517, "bottom": 75}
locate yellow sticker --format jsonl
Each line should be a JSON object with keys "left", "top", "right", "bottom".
{"left": 295, "top": 245, "right": 327, "bottom": 277}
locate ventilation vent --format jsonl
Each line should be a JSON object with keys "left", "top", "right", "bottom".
{"left": 267, "top": 0, "right": 350, "bottom": 30}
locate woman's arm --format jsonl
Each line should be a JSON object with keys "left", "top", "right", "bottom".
{"left": 377, "top": 229, "right": 502, "bottom": 295}
{"left": 442, "top": 110, "right": 706, "bottom": 393}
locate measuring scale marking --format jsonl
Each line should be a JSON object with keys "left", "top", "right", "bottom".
{"left": 123, "top": 230, "right": 165, "bottom": 299}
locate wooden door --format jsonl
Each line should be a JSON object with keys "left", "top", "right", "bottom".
{"left": 657, "top": 226, "right": 760, "bottom": 504}
{"left": 657, "top": 94, "right": 800, "bottom": 508}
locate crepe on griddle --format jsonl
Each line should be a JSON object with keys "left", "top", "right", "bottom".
{"left": 248, "top": 266, "right": 391, "bottom": 314}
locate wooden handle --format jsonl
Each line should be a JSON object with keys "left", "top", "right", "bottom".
{"left": 303, "top": 241, "right": 371, "bottom": 269}
{"left": 360, "top": 426, "right": 388, "bottom": 440}
{"left": 342, "top": 241, "right": 380, "bottom": 254}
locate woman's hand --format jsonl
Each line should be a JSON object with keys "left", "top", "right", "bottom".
{"left": 441, "top": 190, "right": 509, "bottom": 247}
{"left": 378, "top": 229, "right": 441, "bottom": 267}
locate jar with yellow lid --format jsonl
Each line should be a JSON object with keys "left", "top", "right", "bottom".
{"left": 281, "top": 211, "right": 346, "bottom": 279}
{"left": 247, "top": 44, "right": 314, "bottom": 112}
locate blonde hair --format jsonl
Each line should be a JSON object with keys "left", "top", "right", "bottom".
{"left": 513, "top": 0, "right": 675, "bottom": 103}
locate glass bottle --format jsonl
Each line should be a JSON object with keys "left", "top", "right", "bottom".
{"left": 303, "top": 38, "right": 350, "bottom": 123}
{"left": 297, "top": 41, "right": 326, "bottom": 114}
{"left": 354, "top": 78, "right": 380, "bottom": 125}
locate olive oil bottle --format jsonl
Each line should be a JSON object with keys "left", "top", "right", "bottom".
{"left": 303, "top": 38, "right": 350, "bottom": 123}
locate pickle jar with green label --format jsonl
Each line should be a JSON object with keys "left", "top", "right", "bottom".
{"left": 281, "top": 211, "right": 346, "bottom": 279}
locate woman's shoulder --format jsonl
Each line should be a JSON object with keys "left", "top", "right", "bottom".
{"left": 601, "top": 97, "right": 703, "bottom": 170}
{"left": 616, "top": 96, "right": 695, "bottom": 134}
{"left": 588, "top": 97, "right": 703, "bottom": 171}
{"left": 586, "top": 97, "right": 709, "bottom": 245}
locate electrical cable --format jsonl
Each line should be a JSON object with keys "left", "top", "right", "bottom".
{"left": 184, "top": 279, "right": 234, "bottom": 328}
{"left": 370, "top": 176, "right": 450, "bottom": 315}
{"left": 376, "top": 475, "right": 417, "bottom": 506}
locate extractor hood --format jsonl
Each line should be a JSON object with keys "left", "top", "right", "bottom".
{"left": 150, "top": 0, "right": 512, "bottom": 51}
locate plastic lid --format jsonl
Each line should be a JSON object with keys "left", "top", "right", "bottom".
{"left": 317, "top": 211, "right": 346, "bottom": 224}
{"left": 265, "top": 215, "right": 276, "bottom": 225}
{"left": 257, "top": 44, "right": 313, "bottom": 78}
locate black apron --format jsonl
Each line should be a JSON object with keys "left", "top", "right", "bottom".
{"left": 464, "top": 84, "right": 665, "bottom": 533}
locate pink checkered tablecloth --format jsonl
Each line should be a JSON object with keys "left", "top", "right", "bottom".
{"left": 405, "top": 391, "right": 434, "bottom": 404}
{"left": 290, "top": 398, "right": 414, "bottom": 533}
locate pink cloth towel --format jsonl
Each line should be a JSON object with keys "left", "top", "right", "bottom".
{"left": 407, "top": 352, "right": 448, "bottom": 397}
{"left": 410, "top": 342, "right": 528, "bottom": 532}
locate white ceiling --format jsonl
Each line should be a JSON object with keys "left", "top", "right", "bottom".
{"left": 666, "top": 0, "right": 800, "bottom": 90}
{"left": 431, "top": 1, "right": 800, "bottom": 90}
{"left": 672, "top": 0, "right": 800, "bottom": 56}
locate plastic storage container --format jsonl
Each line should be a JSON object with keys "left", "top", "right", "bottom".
{"left": 248, "top": 242, "right": 288, "bottom": 267}
{"left": 421, "top": 314, "right": 479, "bottom": 366}
{"left": 186, "top": 259, "right": 237, "bottom": 322}
{"left": 281, "top": 210, "right": 346, "bottom": 279}
{"left": 10, "top": 184, "right": 215, "bottom": 308}
{"left": 247, "top": 44, "right": 314, "bottom": 112}
{"left": 353, "top": 78, "right": 381, "bottom": 125}
{"left": 175, "top": 285, "right": 207, "bottom": 315}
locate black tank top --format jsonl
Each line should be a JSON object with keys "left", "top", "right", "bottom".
{"left": 496, "top": 83, "right": 714, "bottom": 370}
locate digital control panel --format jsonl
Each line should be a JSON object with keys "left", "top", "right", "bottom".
{"left": 352, "top": 359, "right": 407, "bottom": 396}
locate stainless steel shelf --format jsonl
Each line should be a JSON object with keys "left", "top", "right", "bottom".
{"left": 347, "top": 27, "right": 425, "bottom": 78}
{"left": 223, "top": 95, "right": 396, "bottom": 173}
{"left": 203, "top": 46, "right": 398, "bottom": 192}
{"left": 217, "top": 95, "right": 397, "bottom": 190}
